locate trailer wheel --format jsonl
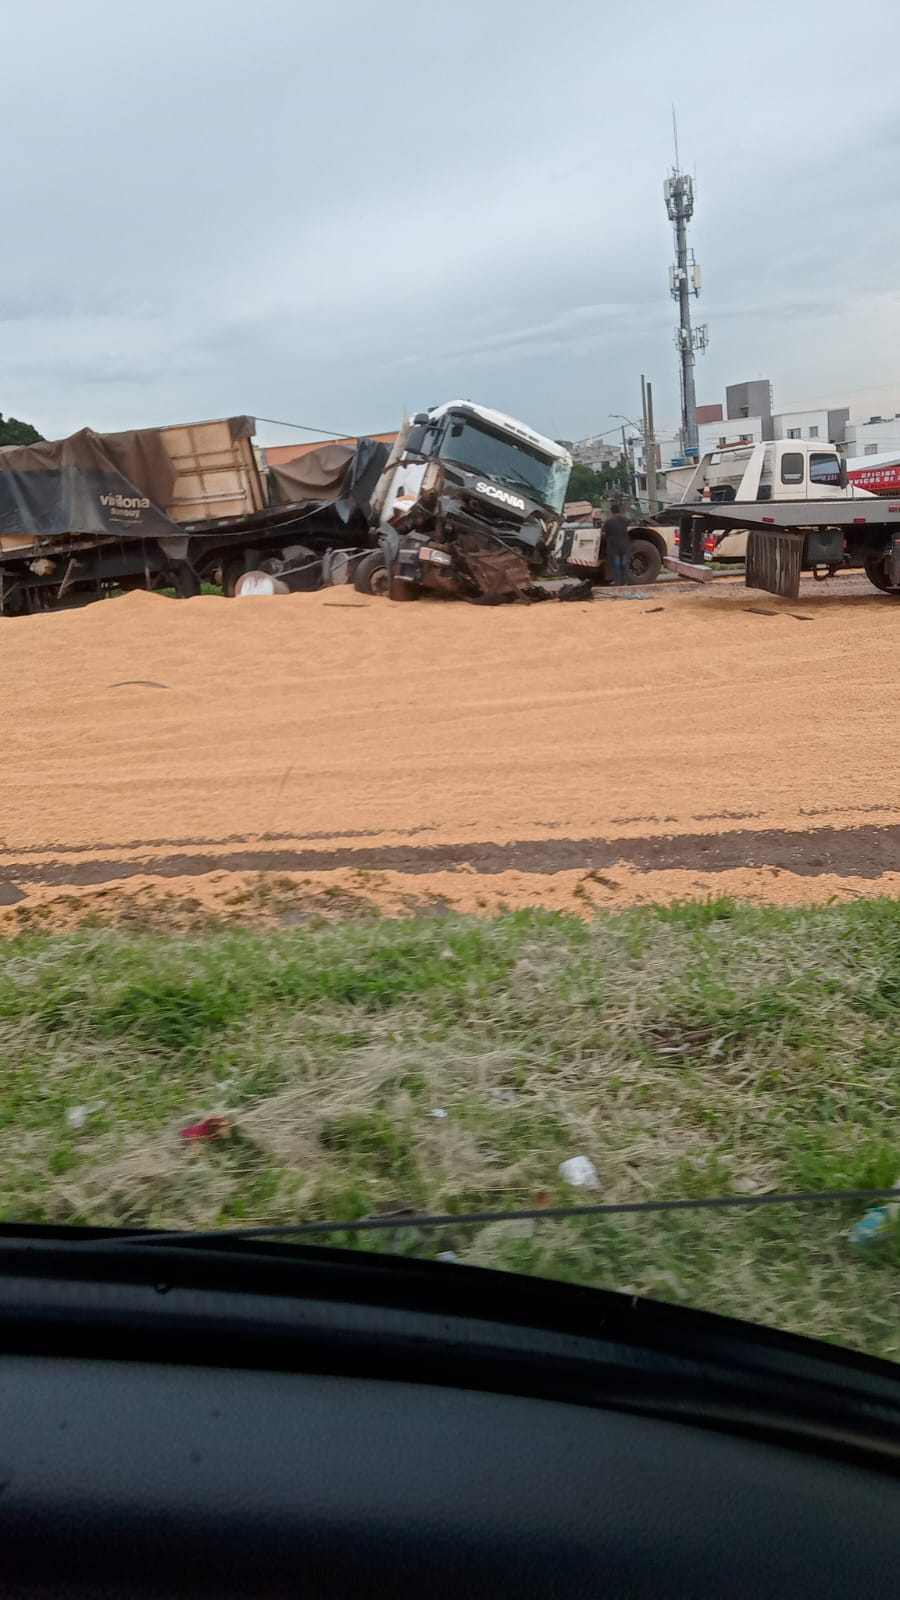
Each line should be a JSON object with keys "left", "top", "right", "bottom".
{"left": 353, "top": 551, "right": 390, "bottom": 597}
{"left": 864, "top": 554, "right": 900, "bottom": 594}
{"left": 221, "top": 560, "right": 245, "bottom": 598}
{"left": 628, "top": 538, "right": 662, "bottom": 584}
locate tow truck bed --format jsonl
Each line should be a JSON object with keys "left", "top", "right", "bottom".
{"left": 661, "top": 499, "right": 900, "bottom": 598}
{"left": 659, "top": 499, "right": 900, "bottom": 533}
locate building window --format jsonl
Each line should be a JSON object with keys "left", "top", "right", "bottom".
{"left": 781, "top": 451, "right": 805, "bottom": 485}
{"left": 739, "top": 434, "right": 752, "bottom": 444}
{"left": 787, "top": 428, "right": 801, "bottom": 439}
{"left": 739, "top": 406, "right": 749, "bottom": 418}
{"left": 865, "top": 444, "right": 879, "bottom": 456}
{"left": 808, "top": 425, "right": 819, "bottom": 438}
{"left": 717, "top": 436, "right": 726, "bottom": 447}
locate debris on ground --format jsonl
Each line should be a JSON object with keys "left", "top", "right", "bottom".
{"left": 235, "top": 573, "right": 289, "bottom": 597}
{"left": 65, "top": 1100, "right": 107, "bottom": 1131}
{"left": 558, "top": 1155, "right": 600, "bottom": 1190}
{"left": 180, "top": 1115, "right": 232, "bottom": 1142}
{"left": 556, "top": 580, "right": 594, "bottom": 603}
{"left": 849, "top": 1182, "right": 900, "bottom": 1247}
{"left": 364, "top": 1199, "right": 420, "bottom": 1221}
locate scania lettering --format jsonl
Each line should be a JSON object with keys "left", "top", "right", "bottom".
{"left": 475, "top": 482, "right": 527, "bottom": 511}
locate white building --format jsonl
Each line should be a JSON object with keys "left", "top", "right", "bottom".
{"left": 843, "top": 416, "right": 900, "bottom": 458}
{"left": 571, "top": 436, "right": 622, "bottom": 469}
{"left": 697, "top": 415, "right": 764, "bottom": 454}
{"left": 772, "top": 407, "right": 849, "bottom": 444}
{"left": 630, "top": 434, "right": 685, "bottom": 513}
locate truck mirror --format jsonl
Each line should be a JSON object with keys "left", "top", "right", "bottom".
{"left": 839, "top": 456, "right": 848, "bottom": 489}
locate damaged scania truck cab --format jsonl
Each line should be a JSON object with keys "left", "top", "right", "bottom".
{"left": 359, "top": 402, "right": 572, "bottom": 602}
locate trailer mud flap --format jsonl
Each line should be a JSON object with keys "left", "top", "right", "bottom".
{"left": 746, "top": 530, "right": 802, "bottom": 600}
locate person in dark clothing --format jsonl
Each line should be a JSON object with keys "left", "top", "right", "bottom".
{"left": 602, "top": 501, "right": 631, "bottom": 587}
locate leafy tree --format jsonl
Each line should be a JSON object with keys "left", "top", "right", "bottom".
{"left": 0, "top": 414, "right": 44, "bottom": 447}
{"left": 566, "top": 459, "right": 627, "bottom": 506}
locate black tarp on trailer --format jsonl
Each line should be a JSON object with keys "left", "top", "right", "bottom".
{"left": 0, "top": 427, "right": 179, "bottom": 541}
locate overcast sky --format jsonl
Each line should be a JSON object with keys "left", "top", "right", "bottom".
{"left": 3, "top": 0, "right": 899, "bottom": 447}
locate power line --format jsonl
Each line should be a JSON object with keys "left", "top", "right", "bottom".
{"left": 135, "top": 1186, "right": 900, "bottom": 1244}
{"left": 254, "top": 415, "right": 356, "bottom": 440}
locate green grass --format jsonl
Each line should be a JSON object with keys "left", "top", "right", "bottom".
{"left": 2, "top": 900, "right": 900, "bottom": 1358}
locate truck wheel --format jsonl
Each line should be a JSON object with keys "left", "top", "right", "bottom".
{"left": 864, "top": 554, "right": 900, "bottom": 594}
{"left": 221, "top": 560, "right": 244, "bottom": 598}
{"left": 353, "top": 551, "right": 390, "bottom": 597}
{"left": 628, "top": 538, "right": 662, "bottom": 584}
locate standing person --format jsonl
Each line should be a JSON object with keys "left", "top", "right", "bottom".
{"left": 602, "top": 500, "right": 631, "bottom": 587}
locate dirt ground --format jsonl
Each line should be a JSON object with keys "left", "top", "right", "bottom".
{"left": 2, "top": 576, "right": 899, "bottom": 926}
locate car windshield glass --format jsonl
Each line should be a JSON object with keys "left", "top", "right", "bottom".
{"left": 439, "top": 418, "right": 569, "bottom": 512}
{"left": 3, "top": 0, "right": 898, "bottom": 1380}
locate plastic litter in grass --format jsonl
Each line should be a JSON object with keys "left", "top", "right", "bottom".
{"left": 559, "top": 1155, "right": 600, "bottom": 1190}
{"left": 65, "top": 1100, "right": 106, "bottom": 1132}
{"left": 180, "top": 1115, "right": 231, "bottom": 1142}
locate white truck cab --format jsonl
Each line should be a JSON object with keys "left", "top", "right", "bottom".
{"left": 677, "top": 439, "right": 871, "bottom": 507}
{"left": 370, "top": 401, "right": 572, "bottom": 531}
{"left": 672, "top": 439, "right": 871, "bottom": 562}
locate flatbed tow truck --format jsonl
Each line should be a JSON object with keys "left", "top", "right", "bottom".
{"left": 661, "top": 438, "right": 900, "bottom": 598}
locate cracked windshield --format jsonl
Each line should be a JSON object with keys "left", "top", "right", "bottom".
{"left": 1, "top": 0, "right": 899, "bottom": 1365}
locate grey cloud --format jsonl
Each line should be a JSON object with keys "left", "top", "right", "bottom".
{"left": 393, "top": 301, "right": 672, "bottom": 368}
{"left": 0, "top": 285, "right": 161, "bottom": 323}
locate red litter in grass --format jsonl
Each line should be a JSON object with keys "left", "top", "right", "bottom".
{"left": 180, "top": 1115, "right": 231, "bottom": 1142}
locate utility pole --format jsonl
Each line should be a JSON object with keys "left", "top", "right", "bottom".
{"left": 620, "top": 425, "right": 634, "bottom": 499}
{"left": 646, "top": 379, "right": 658, "bottom": 514}
{"left": 639, "top": 377, "right": 659, "bottom": 517}
{"left": 664, "top": 111, "right": 707, "bottom": 457}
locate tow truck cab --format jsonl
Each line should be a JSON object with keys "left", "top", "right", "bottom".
{"left": 677, "top": 439, "right": 871, "bottom": 506}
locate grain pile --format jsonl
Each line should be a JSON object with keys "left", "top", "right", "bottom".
{"left": 1, "top": 581, "right": 898, "bottom": 927}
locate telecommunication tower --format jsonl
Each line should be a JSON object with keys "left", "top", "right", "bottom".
{"left": 664, "top": 114, "right": 707, "bottom": 456}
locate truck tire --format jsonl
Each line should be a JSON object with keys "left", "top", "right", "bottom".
{"left": 353, "top": 551, "right": 390, "bottom": 597}
{"left": 864, "top": 554, "right": 900, "bottom": 594}
{"left": 628, "top": 538, "right": 662, "bottom": 584}
{"left": 222, "top": 560, "right": 245, "bottom": 598}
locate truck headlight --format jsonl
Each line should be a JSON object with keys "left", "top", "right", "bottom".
{"left": 403, "top": 545, "right": 452, "bottom": 566}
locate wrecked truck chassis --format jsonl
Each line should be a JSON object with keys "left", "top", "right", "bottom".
{"left": 381, "top": 489, "right": 551, "bottom": 601}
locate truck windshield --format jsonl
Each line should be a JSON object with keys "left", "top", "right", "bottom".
{"left": 439, "top": 418, "right": 569, "bottom": 512}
